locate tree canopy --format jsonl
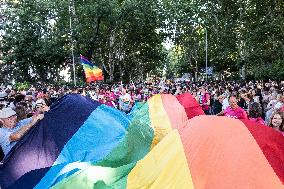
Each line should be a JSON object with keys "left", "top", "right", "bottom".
{"left": 1, "top": 0, "right": 283, "bottom": 84}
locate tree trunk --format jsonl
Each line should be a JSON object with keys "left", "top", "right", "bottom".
{"left": 129, "top": 72, "right": 132, "bottom": 82}
{"left": 119, "top": 63, "right": 123, "bottom": 81}
{"left": 108, "top": 32, "right": 115, "bottom": 82}
{"left": 109, "top": 67, "right": 114, "bottom": 82}
{"left": 194, "top": 59, "right": 198, "bottom": 82}
{"left": 140, "top": 65, "right": 144, "bottom": 81}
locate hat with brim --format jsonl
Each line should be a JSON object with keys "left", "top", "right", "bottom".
{"left": 36, "top": 99, "right": 46, "bottom": 108}
{"left": 0, "top": 108, "right": 16, "bottom": 119}
{"left": 0, "top": 92, "right": 8, "bottom": 101}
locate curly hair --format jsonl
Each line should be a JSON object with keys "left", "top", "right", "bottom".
{"left": 248, "top": 102, "right": 263, "bottom": 118}
{"left": 15, "top": 105, "right": 27, "bottom": 122}
{"left": 268, "top": 110, "right": 284, "bottom": 132}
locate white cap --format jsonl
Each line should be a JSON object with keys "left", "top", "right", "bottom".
{"left": 35, "top": 99, "right": 46, "bottom": 108}
{"left": 0, "top": 108, "right": 16, "bottom": 119}
{"left": 0, "top": 92, "right": 7, "bottom": 100}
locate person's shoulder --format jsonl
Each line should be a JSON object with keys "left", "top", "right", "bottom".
{"left": 17, "top": 117, "right": 33, "bottom": 127}
{"left": 223, "top": 98, "right": 229, "bottom": 102}
{"left": 225, "top": 105, "right": 231, "bottom": 110}
{"left": 238, "top": 107, "right": 247, "bottom": 114}
{"left": 224, "top": 106, "right": 231, "bottom": 112}
{"left": 237, "top": 106, "right": 245, "bottom": 111}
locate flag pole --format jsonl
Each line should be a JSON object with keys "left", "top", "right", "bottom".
{"left": 69, "top": 0, "right": 76, "bottom": 86}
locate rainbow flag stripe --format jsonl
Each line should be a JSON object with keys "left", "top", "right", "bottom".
{"left": 1, "top": 93, "right": 283, "bottom": 189}
{"left": 80, "top": 55, "right": 103, "bottom": 82}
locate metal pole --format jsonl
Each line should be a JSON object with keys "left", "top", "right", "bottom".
{"left": 205, "top": 28, "right": 208, "bottom": 81}
{"left": 69, "top": 0, "right": 76, "bottom": 86}
{"left": 71, "top": 43, "right": 76, "bottom": 86}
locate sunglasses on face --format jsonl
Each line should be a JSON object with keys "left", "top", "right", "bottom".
{"left": 6, "top": 114, "right": 17, "bottom": 120}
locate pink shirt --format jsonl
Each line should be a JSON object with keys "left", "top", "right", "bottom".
{"left": 201, "top": 93, "right": 210, "bottom": 111}
{"left": 105, "top": 101, "right": 114, "bottom": 107}
{"left": 249, "top": 117, "right": 265, "bottom": 125}
{"left": 224, "top": 106, "right": 248, "bottom": 119}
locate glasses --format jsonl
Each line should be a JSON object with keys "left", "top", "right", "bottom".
{"left": 6, "top": 114, "right": 17, "bottom": 120}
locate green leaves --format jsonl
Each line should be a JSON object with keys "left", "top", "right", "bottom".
{"left": 160, "top": 0, "right": 284, "bottom": 80}
{"left": 1, "top": 0, "right": 284, "bottom": 83}
{"left": 1, "top": 0, "right": 69, "bottom": 83}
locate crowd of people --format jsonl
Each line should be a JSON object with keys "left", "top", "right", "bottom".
{"left": 0, "top": 79, "right": 284, "bottom": 159}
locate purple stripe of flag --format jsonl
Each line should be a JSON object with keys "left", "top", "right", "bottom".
{"left": 80, "top": 55, "right": 94, "bottom": 67}
{"left": 0, "top": 95, "right": 101, "bottom": 189}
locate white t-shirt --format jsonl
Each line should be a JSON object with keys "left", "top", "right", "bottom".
{"left": 222, "top": 98, "right": 230, "bottom": 110}
{"left": 119, "top": 93, "right": 131, "bottom": 112}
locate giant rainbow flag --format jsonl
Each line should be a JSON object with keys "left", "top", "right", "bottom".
{"left": 80, "top": 55, "right": 104, "bottom": 82}
{"left": 0, "top": 93, "right": 284, "bottom": 189}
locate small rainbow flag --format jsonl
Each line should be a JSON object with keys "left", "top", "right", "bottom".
{"left": 80, "top": 55, "right": 103, "bottom": 82}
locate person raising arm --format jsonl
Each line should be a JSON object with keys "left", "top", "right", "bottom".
{"left": 9, "top": 114, "right": 43, "bottom": 141}
{"left": 0, "top": 108, "right": 44, "bottom": 156}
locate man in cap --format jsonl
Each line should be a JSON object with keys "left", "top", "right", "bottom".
{"left": 0, "top": 108, "right": 44, "bottom": 156}
{"left": 35, "top": 99, "right": 50, "bottom": 114}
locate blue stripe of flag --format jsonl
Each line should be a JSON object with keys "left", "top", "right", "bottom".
{"left": 34, "top": 105, "right": 129, "bottom": 188}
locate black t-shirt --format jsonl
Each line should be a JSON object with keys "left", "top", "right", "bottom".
{"left": 212, "top": 100, "right": 222, "bottom": 114}
{"left": 238, "top": 98, "right": 247, "bottom": 109}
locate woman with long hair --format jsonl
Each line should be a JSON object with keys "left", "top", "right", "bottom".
{"left": 268, "top": 111, "right": 284, "bottom": 133}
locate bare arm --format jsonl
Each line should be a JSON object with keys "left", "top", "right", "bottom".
{"left": 216, "top": 110, "right": 224, "bottom": 116}
{"left": 205, "top": 94, "right": 210, "bottom": 105}
{"left": 9, "top": 114, "right": 44, "bottom": 142}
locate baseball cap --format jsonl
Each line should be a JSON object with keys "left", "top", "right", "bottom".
{"left": 35, "top": 99, "right": 46, "bottom": 108}
{"left": 0, "top": 108, "right": 16, "bottom": 119}
{"left": 0, "top": 91, "right": 8, "bottom": 101}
